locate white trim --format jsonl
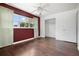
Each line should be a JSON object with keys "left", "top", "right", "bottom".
{"left": 0, "top": 37, "right": 39, "bottom": 48}
{"left": 14, "top": 27, "right": 34, "bottom": 29}
{"left": 78, "top": 45, "right": 79, "bottom": 51}
{"left": 13, "top": 38, "right": 35, "bottom": 45}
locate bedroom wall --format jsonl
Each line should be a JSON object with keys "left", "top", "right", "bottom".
{"left": 41, "top": 9, "right": 77, "bottom": 43}
{"left": 55, "top": 9, "right": 77, "bottom": 43}
{"left": 0, "top": 6, "right": 13, "bottom": 47}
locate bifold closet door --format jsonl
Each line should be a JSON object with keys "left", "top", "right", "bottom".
{"left": 0, "top": 6, "right": 13, "bottom": 48}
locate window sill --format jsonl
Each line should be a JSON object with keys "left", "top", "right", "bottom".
{"left": 13, "top": 27, "right": 34, "bottom": 29}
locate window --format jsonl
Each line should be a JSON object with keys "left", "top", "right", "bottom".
{"left": 13, "top": 14, "right": 34, "bottom": 28}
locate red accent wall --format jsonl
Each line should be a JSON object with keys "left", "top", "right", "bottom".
{"left": 14, "top": 28, "right": 34, "bottom": 42}
{"left": 38, "top": 17, "right": 40, "bottom": 36}
{"left": 0, "top": 3, "right": 40, "bottom": 42}
{"left": 0, "top": 3, "right": 40, "bottom": 36}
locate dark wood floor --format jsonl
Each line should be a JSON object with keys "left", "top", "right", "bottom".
{"left": 0, "top": 37, "right": 79, "bottom": 56}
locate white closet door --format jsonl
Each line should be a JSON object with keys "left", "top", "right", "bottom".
{"left": 0, "top": 6, "right": 13, "bottom": 48}
{"left": 34, "top": 17, "right": 38, "bottom": 38}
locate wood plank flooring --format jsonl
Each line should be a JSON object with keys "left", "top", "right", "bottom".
{"left": 0, "top": 37, "right": 79, "bottom": 56}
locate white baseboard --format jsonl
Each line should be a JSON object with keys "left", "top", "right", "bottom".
{"left": 13, "top": 36, "right": 41, "bottom": 45}
{"left": 56, "top": 38, "right": 77, "bottom": 43}
{"left": 13, "top": 38, "right": 35, "bottom": 45}
{"left": 0, "top": 37, "right": 40, "bottom": 48}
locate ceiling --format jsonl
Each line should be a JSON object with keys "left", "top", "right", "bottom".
{"left": 7, "top": 3, "right": 78, "bottom": 16}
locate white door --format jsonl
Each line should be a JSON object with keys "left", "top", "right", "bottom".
{"left": 0, "top": 6, "right": 13, "bottom": 48}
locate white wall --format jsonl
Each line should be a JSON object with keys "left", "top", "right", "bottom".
{"left": 56, "top": 10, "right": 77, "bottom": 43}
{"left": 77, "top": 4, "right": 79, "bottom": 50}
{"left": 0, "top": 6, "right": 13, "bottom": 48}
{"left": 40, "top": 17, "right": 45, "bottom": 37}
{"left": 33, "top": 17, "right": 39, "bottom": 38}
{"left": 41, "top": 9, "right": 77, "bottom": 43}
{"left": 45, "top": 21, "right": 49, "bottom": 37}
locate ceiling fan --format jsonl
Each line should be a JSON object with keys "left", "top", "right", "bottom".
{"left": 31, "top": 3, "right": 50, "bottom": 16}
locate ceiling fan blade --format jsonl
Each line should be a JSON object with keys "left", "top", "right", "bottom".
{"left": 42, "top": 8, "right": 51, "bottom": 13}
{"left": 42, "top": 8, "right": 49, "bottom": 12}
{"left": 41, "top": 3, "right": 50, "bottom": 8}
{"left": 31, "top": 9, "right": 38, "bottom": 13}
{"left": 32, "top": 3, "right": 42, "bottom": 8}
{"left": 39, "top": 12, "right": 42, "bottom": 15}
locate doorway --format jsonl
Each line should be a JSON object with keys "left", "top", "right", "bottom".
{"left": 45, "top": 18, "right": 56, "bottom": 38}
